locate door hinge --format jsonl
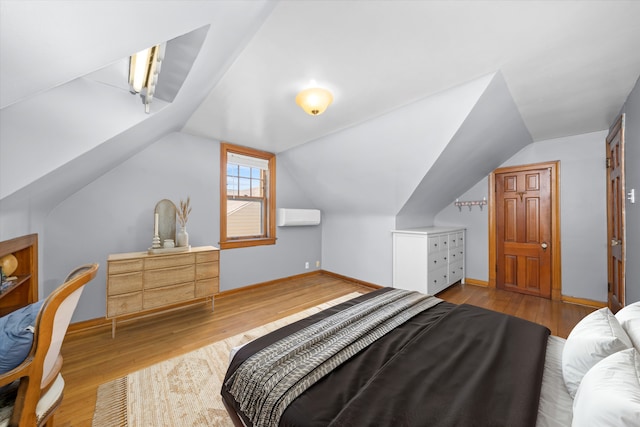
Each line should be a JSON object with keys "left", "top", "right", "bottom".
{"left": 606, "top": 157, "right": 611, "bottom": 168}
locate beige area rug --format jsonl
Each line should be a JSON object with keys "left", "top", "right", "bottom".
{"left": 92, "top": 292, "right": 362, "bottom": 427}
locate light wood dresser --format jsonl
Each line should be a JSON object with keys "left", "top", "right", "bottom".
{"left": 106, "top": 245, "right": 219, "bottom": 337}
{"left": 392, "top": 227, "right": 465, "bottom": 295}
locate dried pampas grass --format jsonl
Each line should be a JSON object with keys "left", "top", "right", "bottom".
{"left": 177, "top": 197, "right": 191, "bottom": 227}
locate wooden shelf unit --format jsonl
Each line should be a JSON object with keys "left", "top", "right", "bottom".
{"left": 0, "top": 234, "right": 38, "bottom": 316}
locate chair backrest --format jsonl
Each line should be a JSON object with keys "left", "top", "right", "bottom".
{"left": 5, "top": 263, "right": 99, "bottom": 426}
{"left": 39, "top": 264, "right": 99, "bottom": 388}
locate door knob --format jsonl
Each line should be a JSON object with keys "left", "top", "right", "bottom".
{"left": 541, "top": 242, "right": 548, "bottom": 250}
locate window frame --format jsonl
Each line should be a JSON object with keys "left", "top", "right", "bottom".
{"left": 220, "top": 142, "right": 276, "bottom": 249}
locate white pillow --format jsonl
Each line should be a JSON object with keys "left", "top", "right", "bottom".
{"left": 562, "top": 307, "right": 633, "bottom": 398}
{"left": 572, "top": 348, "right": 640, "bottom": 426}
{"left": 616, "top": 302, "right": 640, "bottom": 350}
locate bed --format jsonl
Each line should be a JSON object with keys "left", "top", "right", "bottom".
{"left": 221, "top": 287, "right": 640, "bottom": 427}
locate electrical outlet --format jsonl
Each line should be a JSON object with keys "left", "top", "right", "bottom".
{"left": 305, "top": 262, "right": 309, "bottom": 269}
{"left": 316, "top": 260, "right": 320, "bottom": 268}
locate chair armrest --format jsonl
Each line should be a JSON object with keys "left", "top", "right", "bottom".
{"left": 0, "top": 357, "right": 34, "bottom": 387}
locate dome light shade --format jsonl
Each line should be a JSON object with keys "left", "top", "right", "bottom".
{"left": 295, "top": 87, "right": 333, "bottom": 116}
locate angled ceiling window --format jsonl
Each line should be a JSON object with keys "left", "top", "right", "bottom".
{"left": 83, "top": 25, "right": 210, "bottom": 115}
{"left": 129, "top": 43, "right": 167, "bottom": 114}
{"left": 129, "top": 44, "right": 166, "bottom": 113}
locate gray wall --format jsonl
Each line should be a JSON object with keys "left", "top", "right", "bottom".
{"left": 621, "top": 77, "right": 640, "bottom": 303}
{"left": 435, "top": 76, "right": 640, "bottom": 304}
{"left": 435, "top": 130, "right": 608, "bottom": 302}
{"left": 434, "top": 178, "right": 490, "bottom": 282}
{"left": 43, "top": 131, "right": 321, "bottom": 322}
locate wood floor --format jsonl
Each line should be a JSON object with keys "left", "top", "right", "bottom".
{"left": 55, "top": 273, "right": 594, "bottom": 426}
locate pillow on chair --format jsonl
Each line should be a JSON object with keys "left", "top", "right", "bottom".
{"left": 0, "top": 301, "right": 44, "bottom": 374}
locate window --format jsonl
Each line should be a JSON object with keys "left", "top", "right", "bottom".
{"left": 220, "top": 143, "right": 276, "bottom": 249}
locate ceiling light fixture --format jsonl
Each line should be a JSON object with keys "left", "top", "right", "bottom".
{"left": 129, "top": 44, "right": 165, "bottom": 113}
{"left": 295, "top": 87, "right": 333, "bottom": 116}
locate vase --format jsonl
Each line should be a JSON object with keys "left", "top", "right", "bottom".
{"left": 176, "top": 225, "right": 189, "bottom": 247}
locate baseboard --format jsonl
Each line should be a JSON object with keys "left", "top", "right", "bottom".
{"left": 320, "top": 270, "right": 385, "bottom": 290}
{"left": 561, "top": 295, "right": 607, "bottom": 309}
{"left": 67, "top": 316, "right": 110, "bottom": 334}
{"left": 464, "top": 278, "right": 489, "bottom": 287}
{"left": 215, "top": 270, "right": 321, "bottom": 298}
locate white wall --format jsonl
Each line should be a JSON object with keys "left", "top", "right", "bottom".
{"left": 43, "top": 131, "right": 321, "bottom": 322}
{"left": 435, "top": 130, "right": 608, "bottom": 302}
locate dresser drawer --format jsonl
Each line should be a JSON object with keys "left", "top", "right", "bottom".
{"left": 427, "top": 267, "right": 448, "bottom": 295}
{"left": 144, "top": 253, "right": 194, "bottom": 270}
{"left": 450, "top": 233, "right": 462, "bottom": 248}
{"left": 144, "top": 265, "right": 195, "bottom": 289}
{"left": 428, "top": 236, "right": 440, "bottom": 253}
{"left": 108, "top": 272, "right": 143, "bottom": 295}
{"left": 439, "top": 234, "right": 450, "bottom": 251}
{"left": 196, "top": 261, "right": 219, "bottom": 280}
{"left": 449, "top": 262, "right": 464, "bottom": 283}
{"left": 428, "top": 252, "right": 447, "bottom": 271}
{"left": 107, "top": 292, "right": 142, "bottom": 317}
{"left": 196, "top": 251, "right": 219, "bottom": 263}
{"left": 144, "top": 282, "right": 194, "bottom": 309}
{"left": 109, "top": 259, "right": 144, "bottom": 275}
{"left": 449, "top": 249, "right": 462, "bottom": 263}
{"left": 195, "top": 277, "right": 219, "bottom": 298}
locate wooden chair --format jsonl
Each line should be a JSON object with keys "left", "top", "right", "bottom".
{"left": 0, "top": 263, "right": 98, "bottom": 427}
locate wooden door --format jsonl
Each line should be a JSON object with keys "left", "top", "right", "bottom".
{"left": 495, "top": 166, "right": 552, "bottom": 298}
{"left": 607, "top": 114, "right": 625, "bottom": 313}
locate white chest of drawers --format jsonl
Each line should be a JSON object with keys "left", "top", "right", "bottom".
{"left": 392, "top": 227, "right": 465, "bottom": 295}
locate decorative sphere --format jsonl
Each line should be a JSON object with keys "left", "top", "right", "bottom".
{"left": 0, "top": 254, "right": 18, "bottom": 276}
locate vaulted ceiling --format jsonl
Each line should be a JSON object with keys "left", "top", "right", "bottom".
{"left": 1, "top": 1, "right": 639, "bottom": 205}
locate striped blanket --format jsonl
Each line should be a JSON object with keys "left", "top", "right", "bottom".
{"left": 225, "top": 289, "right": 441, "bottom": 427}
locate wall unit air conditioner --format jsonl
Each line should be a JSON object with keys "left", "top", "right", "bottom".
{"left": 277, "top": 208, "right": 321, "bottom": 226}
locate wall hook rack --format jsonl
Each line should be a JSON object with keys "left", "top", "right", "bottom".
{"left": 454, "top": 197, "right": 487, "bottom": 212}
